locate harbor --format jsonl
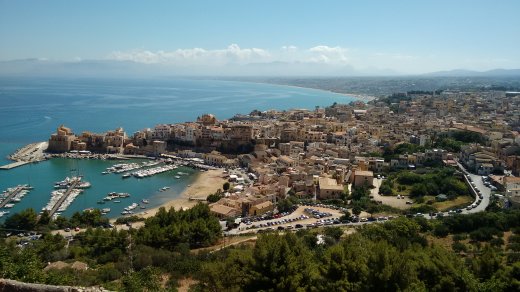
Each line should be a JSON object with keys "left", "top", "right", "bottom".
{"left": 0, "top": 157, "right": 200, "bottom": 220}
{"left": 0, "top": 185, "right": 33, "bottom": 215}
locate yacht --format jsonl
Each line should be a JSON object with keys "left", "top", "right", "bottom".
{"left": 141, "top": 199, "right": 149, "bottom": 204}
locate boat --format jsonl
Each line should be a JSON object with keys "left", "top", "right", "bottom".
{"left": 4, "top": 204, "right": 14, "bottom": 208}
{"left": 124, "top": 203, "right": 138, "bottom": 211}
{"left": 122, "top": 173, "right": 131, "bottom": 179}
{"left": 141, "top": 199, "right": 149, "bottom": 204}
{"left": 101, "top": 208, "right": 111, "bottom": 214}
{"left": 97, "top": 200, "right": 105, "bottom": 204}
{"left": 174, "top": 176, "right": 181, "bottom": 179}
{"left": 140, "top": 206, "right": 146, "bottom": 209}
{"left": 121, "top": 211, "right": 130, "bottom": 215}
{"left": 101, "top": 171, "right": 108, "bottom": 175}
{"left": 113, "top": 200, "right": 121, "bottom": 203}
{"left": 160, "top": 186, "right": 170, "bottom": 191}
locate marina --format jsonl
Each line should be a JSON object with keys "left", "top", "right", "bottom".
{"left": 0, "top": 185, "right": 32, "bottom": 210}
{"left": 43, "top": 177, "right": 87, "bottom": 218}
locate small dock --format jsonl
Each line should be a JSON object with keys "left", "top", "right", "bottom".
{"left": 48, "top": 180, "right": 80, "bottom": 217}
{"left": 0, "top": 186, "right": 24, "bottom": 208}
{"left": 0, "top": 161, "right": 30, "bottom": 170}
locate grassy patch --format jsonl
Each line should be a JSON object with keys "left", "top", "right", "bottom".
{"left": 433, "top": 195, "right": 473, "bottom": 211}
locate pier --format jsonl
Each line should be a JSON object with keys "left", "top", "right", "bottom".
{"left": 0, "top": 161, "right": 30, "bottom": 170}
{"left": 0, "top": 186, "right": 24, "bottom": 209}
{"left": 48, "top": 180, "right": 80, "bottom": 217}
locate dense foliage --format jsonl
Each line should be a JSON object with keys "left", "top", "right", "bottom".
{"left": 136, "top": 203, "right": 222, "bottom": 249}
{"left": 2, "top": 205, "right": 520, "bottom": 290}
{"left": 196, "top": 216, "right": 520, "bottom": 291}
{"left": 382, "top": 168, "right": 469, "bottom": 199}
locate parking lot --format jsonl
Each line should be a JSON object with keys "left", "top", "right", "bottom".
{"left": 230, "top": 204, "right": 346, "bottom": 234}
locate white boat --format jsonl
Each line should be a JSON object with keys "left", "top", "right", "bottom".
{"left": 174, "top": 176, "right": 181, "bottom": 179}
{"left": 4, "top": 204, "right": 14, "bottom": 208}
{"left": 141, "top": 199, "right": 149, "bottom": 204}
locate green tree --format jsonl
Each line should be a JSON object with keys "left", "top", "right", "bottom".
{"left": 223, "top": 182, "right": 230, "bottom": 191}
{"left": 4, "top": 208, "right": 38, "bottom": 231}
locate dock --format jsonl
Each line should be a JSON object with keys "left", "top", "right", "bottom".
{"left": 0, "top": 186, "right": 24, "bottom": 208}
{"left": 0, "top": 161, "right": 30, "bottom": 170}
{"left": 48, "top": 180, "right": 80, "bottom": 217}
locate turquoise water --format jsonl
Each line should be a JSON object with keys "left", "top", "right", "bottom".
{"left": 0, "top": 77, "right": 357, "bottom": 218}
{"left": 0, "top": 158, "right": 199, "bottom": 219}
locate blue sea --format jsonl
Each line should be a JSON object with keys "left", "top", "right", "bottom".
{"left": 0, "top": 77, "right": 357, "bottom": 218}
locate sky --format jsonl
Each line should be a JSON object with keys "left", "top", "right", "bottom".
{"left": 0, "top": 0, "right": 519, "bottom": 75}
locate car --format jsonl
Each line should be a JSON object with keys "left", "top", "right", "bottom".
{"left": 64, "top": 228, "right": 71, "bottom": 232}
{"left": 277, "top": 226, "right": 285, "bottom": 230}
{"left": 74, "top": 227, "right": 80, "bottom": 232}
{"left": 466, "top": 206, "right": 472, "bottom": 210}
{"left": 295, "top": 224, "right": 303, "bottom": 228}
{"left": 406, "top": 201, "right": 413, "bottom": 205}
{"left": 456, "top": 209, "right": 463, "bottom": 213}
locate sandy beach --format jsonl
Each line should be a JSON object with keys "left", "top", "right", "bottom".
{"left": 138, "top": 169, "right": 227, "bottom": 218}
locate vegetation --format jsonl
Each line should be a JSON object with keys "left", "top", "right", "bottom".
{"left": 2, "top": 204, "right": 520, "bottom": 290}
{"left": 381, "top": 168, "right": 470, "bottom": 208}
{"left": 196, "top": 216, "right": 520, "bottom": 291}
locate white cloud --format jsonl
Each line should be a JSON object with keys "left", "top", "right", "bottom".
{"left": 308, "top": 45, "right": 349, "bottom": 64}
{"left": 109, "top": 44, "right": 271, "bottom": 65}
{"left": 109, "top": 44, "right": 355, "bottom": 66}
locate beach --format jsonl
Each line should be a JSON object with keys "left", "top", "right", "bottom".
{"left": 139, "top": 169, "right": 227, "bottom": 218}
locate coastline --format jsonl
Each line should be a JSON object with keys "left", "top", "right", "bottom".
{"left": 137, "top": 169, "right": 227, "bottom": 219}
{"left": 216, "top": 79, "right": 378, "bottom": 102}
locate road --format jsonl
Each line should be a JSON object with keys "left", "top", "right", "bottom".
{"left": 457, "top": 161, "right": 491, "bottom": 214}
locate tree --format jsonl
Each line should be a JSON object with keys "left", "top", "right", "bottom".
{"left": 352, "top": 206, "right": 362, "bottom": 216}
{"left": 379, "top": 183, "right": 393, "bottom": 196}
{"left": 277, "top": 197, "right": 297, "bottom": 213}
{"left": 223, "top": 182, "right": 230, "bottom": 191}
{"left": 4, "top": 208, "right": 38, "bottom": 231}
{"left": 324, "top": 227, "right": 343, "bottom": 242}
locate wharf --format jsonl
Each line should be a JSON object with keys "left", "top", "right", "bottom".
{"left": 48, "top": 180, "right": 80, "bottom": 217}
{"left": 0, "top": 186, "right": 24, "bottom": 208}
{"left": 0, "top": 161, "right": 30, "bottom": 170}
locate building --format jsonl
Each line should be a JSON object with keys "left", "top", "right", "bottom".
{"left": 210, "top": 204, "right": 239, "bottom": 219}
{"left": 353, "top": 170, "right": 374, "bottom": 188}
{"left": 48, "top": 125, "right": 76, "bottom": 153}
{"left": 249, "top": 200, "right": 274, "bottom": 216}
{"left": 318, "top": 177, "right": 344, "bottom": 199}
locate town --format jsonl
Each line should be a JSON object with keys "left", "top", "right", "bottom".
{"left": 43, "top": 89, "right": 520, "bottom": 222}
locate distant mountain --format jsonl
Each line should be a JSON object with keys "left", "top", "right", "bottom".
{"left": 1, "top": 58, "right": 518, "bottom": 78}
{"left": 425, "top": 68, "right": 520, "bottom": 77}
{"left": 0, "top": 58, "right": 400, "bottom": 77}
